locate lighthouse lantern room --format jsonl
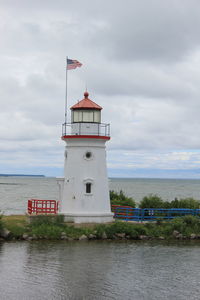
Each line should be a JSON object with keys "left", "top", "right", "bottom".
{"left": 57, "top": 91, "right": 113, "bottom": 223}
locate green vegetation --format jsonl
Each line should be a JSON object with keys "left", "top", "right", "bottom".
{"left": 110, "top": 190, "right": 136, "bottom": 207}
{"left": 139, "top": 194, "right": 163, "bottom": 208}
{"left": 29, "top": 215, "right": 92, "bottom": 239}
{"left": 3, "top": 215, "right": 27, "bottom": 237}
{"left": 169, "top": 198, "right": 200, "bottom": 209}
{"left": 94, "top": 215, "right": 200, "bottom": 239}
{"left": 1, "top": 214, "right": 200, "bottom": 241}
{"left": 139, "top": 194, "right": 200, "bottom": 209}
{"left": 0, "top": 213, "right": 3, "bottom": 231}
{"left": 30, "top": 214, "right": 65, "bottom": 226}
{"left": 109, "top": 190, "right": 200, "bottom": 210}
{"left": 95, "top": 222, "right": 148, "bottom": 239}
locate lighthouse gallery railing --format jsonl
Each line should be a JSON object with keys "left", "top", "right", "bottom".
{"left": 62, "top": 122, "right": 110, "bottom": 137}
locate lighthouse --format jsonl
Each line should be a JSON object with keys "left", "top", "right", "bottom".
{"left": 57, "top": 91, "right": 113, "bottom": 223}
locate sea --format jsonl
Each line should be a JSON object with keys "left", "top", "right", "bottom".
{"left": 0, "top": 176, "right": 200, "bottom": 215}
{"left": 0, "top": 177, "right": 200, "bottom": 299}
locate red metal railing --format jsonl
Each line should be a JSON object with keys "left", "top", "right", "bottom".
{"left": 111, "top": 205, "right": 132, "bottom": 214}
{"left": 28, "top": 199, "right": 58, "bottom": 215}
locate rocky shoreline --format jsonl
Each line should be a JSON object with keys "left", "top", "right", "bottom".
{"left": 1, "top": 227, "right": 200, "bottom": 242}
{"left": 1, "top": 214, "right": 200, "bottom": 242}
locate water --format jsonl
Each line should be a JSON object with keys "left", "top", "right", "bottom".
{"left": 0, "top": 240, "right": 200, "bottom": 300}
{"left": 1, "top": 177, "right": 200, "bottom": 299}
{"left": 0, "top": 176, "right": 200, "bottom": 215}
{"left": 110, "top": 178, "right": 200, "bottom": 203}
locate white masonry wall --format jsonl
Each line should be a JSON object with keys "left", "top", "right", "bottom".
{"left": 59, "top": 137, "right": 113, "bottom": 223}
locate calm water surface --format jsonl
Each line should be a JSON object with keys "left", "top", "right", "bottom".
{"left": 0, "top": 177, "right": 200, "bottom": 214}
{"left": 0, "top": 240, "right": 200, "bottom": 300}
{"left": 1, "top": 177, "right": 200, "bottom": 299}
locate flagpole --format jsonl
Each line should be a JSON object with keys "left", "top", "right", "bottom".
{"left": 65, "top": 56, "right": 68, "bottom": 124}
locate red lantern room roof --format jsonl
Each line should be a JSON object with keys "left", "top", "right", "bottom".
{"left": 70, "top": 91, "right": 102, "bottom": 110}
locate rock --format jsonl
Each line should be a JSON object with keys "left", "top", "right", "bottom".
{"left": 27, "top": 237, "right": 33, "bottom": 241}
{"left": 0, "top": 228, "right": 11, "bottom": 239}
{"left": 158, "top": 236, "right": 165, "bottom": 240}
{"left": 190, "top": 234, "right": 197, "bottom": 239}
{"left": 61, "top": 235, "right": 68, "bottom": 240}
{"left": 22, "top": 234, "right": 29, "bottom": 240}
{"left": 79, "top": 234, "right": 88, "bottom": 241}
{"left": 67, "top": 237, "right": 74, "bottom": 241}
{"left": 176, "top": 233, "right": 183, "bottom": 239}
{"left": 61, "top": 232, "right": 67, "bottom": 240}
{"left": 139, "top": 235, "right": 149, "bottom": 240}
{"left": 173, "top": 230, "right": 180, "bottom": 237}
{"left": 88, "top": 234, "right": 96, "bottom": 239}
{"left": 115, "top": 233, "right": 126, "bottom": 239}
{"left": 101, "top": 232, "right": 107, "bottom": 239}
{"left": 32, "top": 234, "right": 37, "bottom": 240}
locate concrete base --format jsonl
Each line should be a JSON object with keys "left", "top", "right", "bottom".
{"left": 62, "top": 212, "right": 114, "bottom": 224}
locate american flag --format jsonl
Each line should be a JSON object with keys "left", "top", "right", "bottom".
{"left": 67, "top": 59, "right": 82, "bottom": 70}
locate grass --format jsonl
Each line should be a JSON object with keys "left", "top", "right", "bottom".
{"left": 1, "top": 214, "right": 200, "bottom": 240}
{"left": 3, "top": 215, "right": 28, "bottom": 237}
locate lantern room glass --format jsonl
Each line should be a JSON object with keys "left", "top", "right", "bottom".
{"left": 72, "top": 110, "right": 101, "bottom": 123}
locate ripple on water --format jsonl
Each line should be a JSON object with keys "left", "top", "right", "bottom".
{"left": 0, "top": 241, "right": 200, "bottom": 299}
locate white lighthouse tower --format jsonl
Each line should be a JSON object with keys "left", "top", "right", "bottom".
{"left": 57, "top": 91, "right": 113, "bottom": 223}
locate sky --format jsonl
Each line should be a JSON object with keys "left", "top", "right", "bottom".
{"left": 1, "top": 0, "right": 200, "bottom": 178}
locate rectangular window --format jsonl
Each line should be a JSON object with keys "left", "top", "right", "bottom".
{"left": 79, "top": 111, "right": 83, "bottom": 122}
{"left": 94, "top": 111, "right": 101, "bottom": 123}
{"left": 83, "top": 111, "right": 93, "bottom": 122}
{"left": 86, "top": 183, "right": 91, "bottom": 194}
{"left": 73, "top": 111, "right": 78, "bottom": 122}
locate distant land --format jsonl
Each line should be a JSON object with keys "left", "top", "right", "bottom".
{"left": 0, "top": 174, "right": 45, "bottom": 177}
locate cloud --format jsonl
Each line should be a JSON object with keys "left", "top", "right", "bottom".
{"left": 0, "top": 0, "right": 200, "bottom": 177}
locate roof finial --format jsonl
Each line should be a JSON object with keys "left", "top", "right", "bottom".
{"left": 84, "top": 90, "right": 89, "bottom": 98}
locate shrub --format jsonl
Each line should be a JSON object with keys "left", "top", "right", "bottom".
{"left": 63, "top": 225, "right": 89, "bottom": 238}
{"left": 139, "top": 194, "right": 164, "bottom": 208}
{"left": 31, "top": 224, "right": 63, "bottom": 239}
{"left": 2, "top": 215, "right": 27, "bottom": 238}
{"left": 170, "top": 217, "right": 186, "bottom": 233}
{"left": 110, "top": 190, "right": 136, "bottom": 207}
{"left": 181, "top": 215, "right": 200, "bottom": 227}
{"left": 0, "top": 213, "right": 3, "bottom": 231}
{"left": 98, "top": 222, "right": 148, "bottom": 239}
{"left": 95, "top": 224, "right": 107, "bottom": 238}
{"left": 170, "top": 216, "right": 200, "bottom": 235}
{"left": 169, "top": 198, "right": 200, "bottom": 209}
{"left": 30, "top": 215, "right": 65, "bottom": 227}
{"left": 139, "top": 195, "right": 200, "bottom": 209}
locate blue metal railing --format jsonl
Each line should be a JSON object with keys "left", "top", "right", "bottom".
{"left": 112, "top": 206, "right": 200, "bottom": 222}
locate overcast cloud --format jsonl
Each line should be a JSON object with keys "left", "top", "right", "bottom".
{"left": 1, "top": 0, "right": 200, "bottom": 177}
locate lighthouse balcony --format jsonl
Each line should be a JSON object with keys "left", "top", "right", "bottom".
{"left": 62, "top": 122, "right": 110, "bottom": 138}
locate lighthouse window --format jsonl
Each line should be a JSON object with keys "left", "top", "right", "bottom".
{"left": 73, "top": 111, "right": 79, "bottom": 122}
{"left": 72, "top": 110, "right": 101, "bottom": 123}
{"left": 94, "top": 111, "right": 101, "bottom": 123}
{"left": 86, "top": 183, "right": 91, "bottom": 194}
{"left": 85, "top": 151, "right": 92, "bottom": 159}
{"left": 83, "top": 111, "right": 93, "bottom": 122}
